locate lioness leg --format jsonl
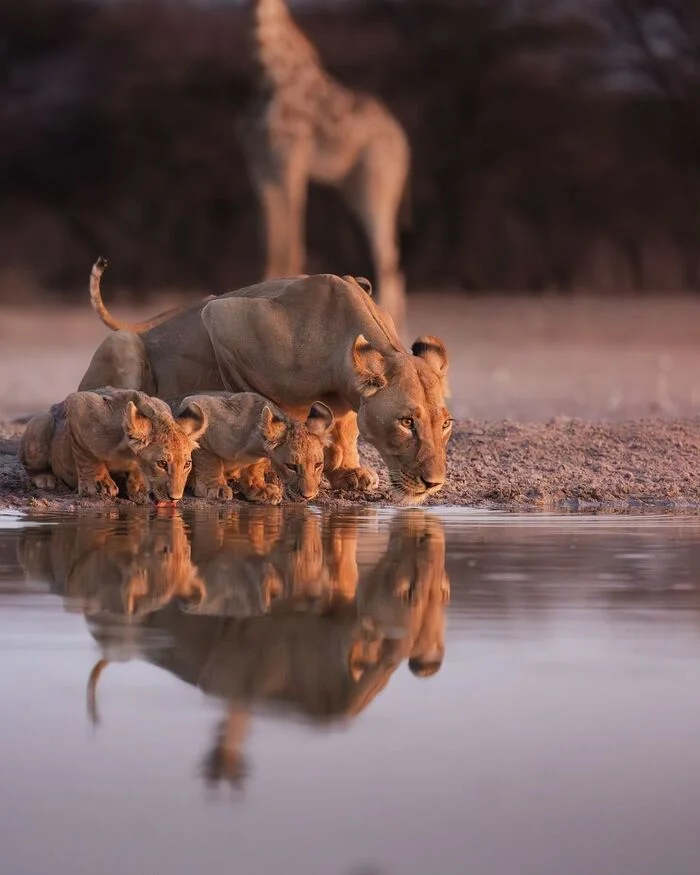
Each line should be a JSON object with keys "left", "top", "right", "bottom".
{"left": 238, "top": 460, "right": 283, "bottom": 505}
{"left": 78, "top": 330, "right": 155, "bottom": 393}
{"left": 19, "top": 411, "right": 57, "bottom": 489}
{"left": 192, "top": 450, "right": 232, "bottom": 501}
{"left": 324, "top": 412, "right": 378, "bottom": 493}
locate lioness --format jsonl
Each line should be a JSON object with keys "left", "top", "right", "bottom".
{"left": 19, "top": 388, "right": 207, "bottom": 503}
{"left": 79, "top": 258, "right": 453, "bottom": 504}
{"left": 169, "top": 391, "right": 333, "bottom": 503}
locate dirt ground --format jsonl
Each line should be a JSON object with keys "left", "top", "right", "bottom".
{"left": 3, "top": 291, "right": 700, "bottom": 512}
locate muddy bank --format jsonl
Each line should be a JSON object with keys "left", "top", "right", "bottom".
{"left": 3, "top": 418, "right": 700, "bottom": 514}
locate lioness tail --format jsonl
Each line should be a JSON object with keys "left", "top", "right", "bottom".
{"left": 90, "top": 256, "right": 192, "bottom": 334}
{"left": 87, "top": 658, "right": 110, "bottom": 725}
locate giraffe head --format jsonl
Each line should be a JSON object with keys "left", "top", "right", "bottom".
{"left": 350, "top": 334, "right": 453, "bottom": 504}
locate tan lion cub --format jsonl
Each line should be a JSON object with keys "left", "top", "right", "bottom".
{"left": 20, "top": 388, "right": 207, "bottom": 503}
{"left": 170, "top": 392, "right": 334, "bottom": 503}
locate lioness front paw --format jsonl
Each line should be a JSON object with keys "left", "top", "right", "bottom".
{"left": 79, "top": 474, "right": 119, "bottom": 498}
{"left": 31, "top": 472, "right": 57, "bottom": 490}
{"left": 327, "top": 466, "right": 379, "bottom": 493}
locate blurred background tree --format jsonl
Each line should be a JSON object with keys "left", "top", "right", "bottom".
{"left": 0, "top": 0, "right": 698, "bottom": 300}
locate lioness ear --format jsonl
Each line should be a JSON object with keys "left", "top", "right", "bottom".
{"left": 411, "top": 335, "right": 450, "bottom": 395}
{"left": 342, "top": 275, "right": 372, "bottom": 296}
{"left": 351, "top": 334, "right": 388, "bottom": 397}
{"left": 176, "top": 400, "right": 208, "bottom": 443}
{"left": 260, "top": 405, "right": 287, "bottom": 446}
{"left": 355, "top": 277, "right": 372, "bottom": 296}
{"left": 305, "top": 401, "right": 334, "bottom": 437}
{"left": 123, "top": 401, "right": 153, "bottom": 449}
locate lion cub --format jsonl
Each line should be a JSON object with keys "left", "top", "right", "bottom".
{"left": 20, "top": 388, "right": 207, "bottom": 503}
{"left": 170, "top": 392, "right": 334, "bottom": 503}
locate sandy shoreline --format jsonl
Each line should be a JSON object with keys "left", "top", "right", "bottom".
{"left": 3, "top": 418, "right": 700, "bottom": 514}
{"left": 3, "top": 293, "right": 700, "bottom": 514}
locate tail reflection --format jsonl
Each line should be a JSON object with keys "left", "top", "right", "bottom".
{"left": 20, "top": 505, "right": 449, "bottom": 789}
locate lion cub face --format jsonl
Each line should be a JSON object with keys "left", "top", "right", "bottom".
{"left": 261, "top": 402, "right": 334, "bottom": 500}
{"left": 123, "top": 397, "right": 208, "bottom": 501}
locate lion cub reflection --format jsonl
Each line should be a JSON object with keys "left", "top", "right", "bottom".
{"left": 20, "top": 510, "right": 204, "bottom": 618}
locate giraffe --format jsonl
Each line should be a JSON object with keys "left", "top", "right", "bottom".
{"left": 236, "top": 0, "right": 411, "bottom": 334}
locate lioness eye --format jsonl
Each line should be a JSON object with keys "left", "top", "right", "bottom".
{"left": 400, "top": 417, "right": 414, "bottom": 430}
{"left": 157, "top": 460, "right": 168, "bottom": 470}
{"left": 285, "top": 463, "right": 296, "bottom": 472}
{"left": 315, "top": 461, "right": 323, "bottom": 471}
{"left": 184, "top": 460, "right": 192, "bottom": 469}
{"left": 443, "top": 419, "right": 453, "bottom": 430}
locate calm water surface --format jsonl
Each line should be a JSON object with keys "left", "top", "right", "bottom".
{"left": 1, "top": 506, "right": 700, "bottom": 875}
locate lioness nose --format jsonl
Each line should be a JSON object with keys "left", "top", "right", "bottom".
{"left": 420, "top": 476, "right": 444, "bottom": 491}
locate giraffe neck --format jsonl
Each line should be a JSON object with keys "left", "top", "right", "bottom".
{"left": 249, "top": 0, "right": 325, "bottom": 90}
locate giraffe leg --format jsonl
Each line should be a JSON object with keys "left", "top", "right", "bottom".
{"left": 252, "top": 141, "right": 310, "bottom": 278}
{"left": 257, "top": 180, "right": 295, "bottom": 278}
{"left": 342, "top": 129, "right": 410, "bottom": 338}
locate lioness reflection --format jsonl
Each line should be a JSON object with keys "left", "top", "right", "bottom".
{"left": 20, "top": 507, "right": 448, "bottom": 788}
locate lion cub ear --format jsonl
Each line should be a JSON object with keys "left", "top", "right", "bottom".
{"left": 351, "top": 335, "right": 388, "bottom": 397}
{"left": 411, "top": 335, "right": 450, "bottom": 395}
{"left": 305, "top": 401, "right": 334, "bottom": 437}
{"left": 123, "top": 400, "right": 153, "bottom": 449}
{"left": 260, "top": 405, "right": 287, "bottom": 447}
{"left": 175, "top": 400, "right": 208, "bottom": 442}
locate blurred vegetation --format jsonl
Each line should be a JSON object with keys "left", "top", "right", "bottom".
{"left": 1, "top": 0, "right": 699, "bottom": 299}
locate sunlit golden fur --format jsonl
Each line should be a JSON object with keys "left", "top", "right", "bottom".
{"left": 19, "top": 388, "right": 207, "bottom": 502}
{"left": 79, "top": 266, "right": 452, "bottom": 503}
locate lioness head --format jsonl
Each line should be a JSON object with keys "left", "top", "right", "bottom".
{"left": 123, "top": 397, "right": 208, "bottom": 501}
{"left": 351, "top": 334, "right": 453, "bottom": 504}
{"left": 259, "top": 402, "right": 334, "bottom": 500}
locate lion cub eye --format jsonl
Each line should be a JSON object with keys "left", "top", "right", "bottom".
{"left": 443, "top": 418, "right": 454, "bottom": 430}
{"left": 157, "top": 460, "right": 169, "bottom": 471}
{"left": 314, "top": 461, "right": 323, "bottom": 471}
{"left": 285, "top": 463, "right": 296, "bottom": 472}
{"left": 399, "top": 417, "right": 415, "bottom": 430}
{"left": 184, "top": 460, "right": 192, "bottom": 470}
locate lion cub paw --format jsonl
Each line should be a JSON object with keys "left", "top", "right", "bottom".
{"left": 206, "top": 484, "right": 234, "bottom": 501}
{"left": 79, "top": 474, "right": 119, "bottom": 499}
{"left": 31, "top": 472, "right": 57, "bottom": 490}
{"left": 243, "top": 482, "right": 283, "bottom": 505}
{"left": 327, "top": 466, "right": 379, "bottom": 493}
